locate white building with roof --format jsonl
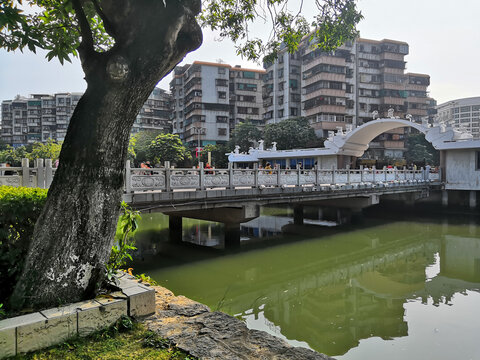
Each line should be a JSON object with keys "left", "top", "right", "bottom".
{"left": 436, "top": 97, "right": 480, "bottom": 139}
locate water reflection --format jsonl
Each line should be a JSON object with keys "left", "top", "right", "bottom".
{"left": 130, "top": 207, "right": 480, "bottom": 359}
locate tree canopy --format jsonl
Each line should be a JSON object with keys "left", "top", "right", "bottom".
{"left": 229, "top": 121, "right": 262, "bottom": 152}
{"left": 147, "top": 133, "right": 189, "bottom": 165}
{"left": 263, "top": 117, "right": 317, "bottom": 150}
{"left": 1, "top": 0, "right": 362, "bottom": 64}
{"left": 405, "top": 133, "right": 439, "bottom": 165}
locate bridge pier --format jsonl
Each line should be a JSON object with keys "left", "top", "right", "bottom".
{"left": 469, "top": 191, "right": 477, "bottom": 209}
{"left": 169, "top": 215, "right": 183, "bottom": 242}
{"left": 442, "top": 190, "right": 449, "bottom": 207}
{"left": 224, "top": 223, "right": 241, "bottom": 249}
{"left": 293, "top": 205, "right": 304, "bottom": 225}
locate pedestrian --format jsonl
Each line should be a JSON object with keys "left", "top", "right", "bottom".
{"left": 265, "top": 162, "right": 272, "bottom": 174}
{"left": 205, "top": 162, "right": 213, "bottom": 174}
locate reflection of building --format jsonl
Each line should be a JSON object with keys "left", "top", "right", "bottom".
{"left": 436, "top": 97, "right": 480, "bottom": 139}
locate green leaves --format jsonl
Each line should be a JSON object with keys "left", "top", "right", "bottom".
{"left": 107, "top": 202, "right": 141, "bottom": 274}
{"left": 263, "top": 117, "right": 316, "bottom": 150}
{"left": 147, "top": 133, "right": 188, "bottom": 165}
{"left": 229, "top": 120, "right": 262, "bottom": 153}
{"left": 201, "top": 0, "right": 362, "bottom": 62}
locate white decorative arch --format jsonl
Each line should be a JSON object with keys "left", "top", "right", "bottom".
{"left": 324, "top": 118, "right": 473, "bottom": 157}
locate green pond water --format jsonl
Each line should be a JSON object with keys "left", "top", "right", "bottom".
{"left": 130, "top": 205, "right": 480, "bottom": 359}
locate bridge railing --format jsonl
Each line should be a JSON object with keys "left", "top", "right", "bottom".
{"left": 0, "top": 159, "right": 439, "bottom": 191}
{"left": 0, "top": 159, "right": 56, "bottom": 189}
{"left": 124, "top": 161, "right": 439, "bottom": 193}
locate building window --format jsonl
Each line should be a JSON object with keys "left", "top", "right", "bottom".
{"left": 218, "top": 67, "right": 226, "bottom": 74}
{"left": 290, "top": 107, "right": 298, "bottom": 116}
{"left": 242, "top": 71, "right": 256, "bottom": 79}
{"left": 215, "top": 79, "right": 228, "bottom": 87}
{"left": 278, "top": 109, "right": 284, "bottom": 118}
{"left": 218, "top": 91, "right": 226, "bottom": 99}
{"left": 218, "top": 128, "right": 227, "bottom": 136}
{"left": 216, "top": 116, "right": 228, "bottom": 123}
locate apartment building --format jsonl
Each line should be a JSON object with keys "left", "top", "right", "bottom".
{"left": 1, "top": 88, "right": 172, "bottom": 147}
{"left": 263, "top": 37, "right": 431, "bottom": 160}
{"left": 1, "top": 93, "right": 82, "bottom": 147}
{"left": 170, "top": 61, "right": 264, "bottom": 147}
{"left": 436, "top": 97, "right": 480, "bottom": 138}
{"left": 132, "top": 88, "right": 173, "bottom": 134}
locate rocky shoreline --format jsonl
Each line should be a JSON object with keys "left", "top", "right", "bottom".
{"left": 144, "top": 286, "right": 334, "bottom": 360}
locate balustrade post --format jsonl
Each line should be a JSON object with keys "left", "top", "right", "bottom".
{"left": 297, "top": 164, "right": 301, "bottom": 186}
{"left": 331, "top": 165, "right": 336, "bottom": 185}
{"left": 254, "top": 163, "right": 258, "bottom": 188}
{"left": 45, "top": 159, "right": 53, "bottom": 188}
{"left": 315, "top": 165, "right": 320, "bottom": 186}
{"left": 383, "top": 166, "right": 387, "bottom": 182}
{"left": 420, "top": 167, "right": 424, "bottom": 181}
{"left": 125, "top": 160, "right": 132, "bottom": 193}
{"left": 425, "top": 165, "right": 431, "bottom": 181}
{"left": 165, "top": 161, "right": 171, "bottom": 192}
{"left": 403, "top": 166, "right": 407, "bottom": 180}
{"left": 360, "top": 165, "right": 364, "bottom": 182}
{"left": 228, "top": 162, "right": 234, "bottom": 189}
{"left": 346, "top": 165, "right": 350, "bottom": 184}
{"left": 276, "top": 164, "right": 281, "bottom": 187}
{"left": 394, "top": 166, "right": 398, "bottom": 181}
{"left": 199, "top": 162, "right": 205, "bottom": 190}
{"left": 36, "top": 159, "right": 45, "bottom": 188}
{"left": 372, "top": 166, "right": 376, "bottom": 183}
{"left": 21, "top": 158, "right": 30, "bottom": 187}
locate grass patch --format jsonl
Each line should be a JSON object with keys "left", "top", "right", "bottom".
{"left": 10, "top": 318, "right": 195, "bottom": 360}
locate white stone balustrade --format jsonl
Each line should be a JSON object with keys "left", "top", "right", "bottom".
{"left": 0, "top": 159, "right": 439, "bottom": 193}
{"left": 124, "top": 161, "right": 439, "bottom": 193}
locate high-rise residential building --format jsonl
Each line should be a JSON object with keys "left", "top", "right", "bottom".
{"left": 132, "top": 88, "right": 173, "bottom": 134}
{"left": 170, "top": 61, "right": 265, "bottom": 147}
{"left": 1, "top": 88, "right": 172, "bottom": 147}
{"left": 1, "top": 93, "right": 82, "bottom": 147}
{"left": 436, "top": 97, "right": 480, "bottom": 138}
{"left": 263, "top": 37, "right": 431, "bottom": 160}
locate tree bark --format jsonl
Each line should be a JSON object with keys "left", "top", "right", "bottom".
{"left": 11, "top": 0, "right": 202, "bottom": 310}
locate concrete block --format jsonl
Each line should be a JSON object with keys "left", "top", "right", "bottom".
{"left": 0, "top": 316, "right": 17, "bottom": 359}
{"left": 122, "top": 284, "right": 156, "bottom": 318}
{"left": 115, "top": 274, "right": 141, "bottom": 290}
{"left": 77, "top": 298, "right": 127, "bottom": 337}
{"left": 14, "top": 312, "right": 58, "bottom": 354}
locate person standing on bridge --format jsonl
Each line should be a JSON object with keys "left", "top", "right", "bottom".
{"left": 265, "top": 162, "right": 272, "bottom": 174}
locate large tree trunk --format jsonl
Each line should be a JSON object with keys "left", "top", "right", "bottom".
{"left": 11, "top": 0, "right": 202, "bottom": 310}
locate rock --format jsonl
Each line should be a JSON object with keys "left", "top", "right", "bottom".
{"left": 145, "top": 286, "right": 335, "bottom": 360}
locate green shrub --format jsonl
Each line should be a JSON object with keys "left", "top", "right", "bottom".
{"left": 0, "top": 186, "right": 48, "bottom": 305}
{"left": 106, "top": 202, "right": 141, "bottom": 281}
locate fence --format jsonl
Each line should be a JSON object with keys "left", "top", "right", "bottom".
{"left": 0, "top": 159, "right": 440, "bottom": 192}
{"left": 0, "top": 159, "right": 56, "bottom": 189}
{"left": 125, "top": 160, "right": 440, "bottom": 193}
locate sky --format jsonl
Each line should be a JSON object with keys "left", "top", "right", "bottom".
{"left": 1, "top": 0, "right": 480, "bottom": 105}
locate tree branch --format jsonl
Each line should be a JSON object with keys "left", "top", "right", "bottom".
{"left": 90, "top": 0, "right": 117, "bottom": 40}
{"left": 71, "top": 0, "right": 95, "bottom": 53}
